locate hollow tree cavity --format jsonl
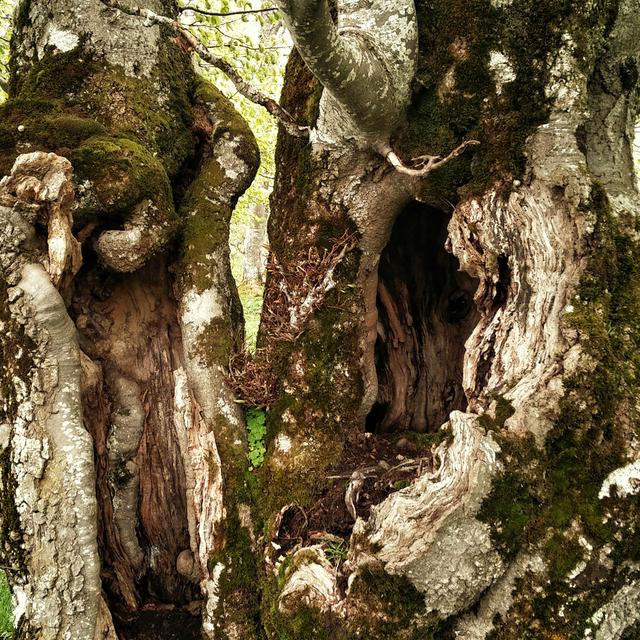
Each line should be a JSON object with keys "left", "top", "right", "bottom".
{"left": 366, "top": 203, "right": 480, "bottom": 434}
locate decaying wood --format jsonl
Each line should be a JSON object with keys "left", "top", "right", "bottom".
{"left": 355, "top": 412, "right": 503, "bottom": 616}
{"left": 0, "top": 153, "right": 81, "bottom": 296}
{"left": 2, "top": 0, "right": 640, "bottom": 637}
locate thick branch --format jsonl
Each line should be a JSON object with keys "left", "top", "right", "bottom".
{"left": 275, "top": 0, "right": 418, "bottom": 141}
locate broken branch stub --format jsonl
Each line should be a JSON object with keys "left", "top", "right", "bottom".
{"left": 0, "top": 152, "right": 81, "bottom": 295}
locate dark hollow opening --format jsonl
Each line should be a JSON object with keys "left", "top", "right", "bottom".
{"left": 366, "top": 202, "right": 480, "bottom": 433}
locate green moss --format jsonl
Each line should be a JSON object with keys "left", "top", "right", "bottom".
{"left": 177, "top": 78, "right": 258, "bottom": 296}
{"left": 0, "top": 570, "right": 13, "bottom": 638}
{"left": 478, "top": 433, "right": 541, "bottom": 559}
{"left": 260, "top": 554, "right": 346, "bottom": 640}
{"left": 199, "top": 407, "right": 261, "bottom": 635}
{"left": 0, "top": 111, "right": 107, "bottom": 172}
{"left": 192, "top": 317, "right": 236, "bottom": 369}
{"left": 397, "top": 0, "right": 613, "bottom": 203}
{"left": 207, "top": 514, "right": 260, "bottom": 637}
{"left": 25, "top": 115, "right": 106, "bottom": 150}
{"left": 544, "top": 534, "right": 583, "bottom": 583}
{"left": 478, "top": 395, "right": 516, "bottom": 431}
{"left": 262, "top": 589, "right": 341, "bottom": 640}
{"left": 6, "top": 40, "right": 195, "bottom": 177}
{"left": 71, "top": 135, "right": 176, "bottom": 226}
{"left": 15, "top": 48, "right": 92, "bottom": 101}
{"left": 346, "top": 566, "right": 451, "bottom": 640}
{"left": 193, "top": 77, "right": 257, "bottom": 143}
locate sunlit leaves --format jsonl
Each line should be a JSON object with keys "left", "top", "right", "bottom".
{"left": 0, "top": 0, "right": 14, "bottom": 102}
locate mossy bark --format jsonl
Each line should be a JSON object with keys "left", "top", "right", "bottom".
{"left": 2, "top": 0, "right": 640, "bottom": 638}
{"left": 0, "top": 1, "right": 259, "bottom": 638}
{"left": 259, "top": 0, "right": 640, "bottom": 638}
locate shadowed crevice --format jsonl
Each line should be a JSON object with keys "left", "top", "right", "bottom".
{"left": 366, "top": 202, "right": 480, "bottom": 433}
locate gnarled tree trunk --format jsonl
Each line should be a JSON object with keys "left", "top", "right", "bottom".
{"left": 1, "top": 0, "right": 640, "bottom": 639}
{"left": 0, "top": 1, "right": 259, "bottom": 638}
{"left": 257, "top": 0, "right": 640, "bottom": 638}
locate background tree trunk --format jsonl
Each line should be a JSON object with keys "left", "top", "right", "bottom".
{"left": 242, "top": 204, "right": 268, "bottom": 286}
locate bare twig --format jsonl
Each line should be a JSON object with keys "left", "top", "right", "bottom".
{"left": 261, "top": 230, "right": 358, "bottom": 343}
{"left": 100, "top": 0, "right": 309, "bottom": 138}
{"left": 385, "top": 139, "right": 480, "bottom": 177}
{"left": 345, "top": 470, "right": 366, "bottom": 521}
{"left": 180, "top": 4, "right": 278, "bottom": 18}
{"left": 228, "top": 347, "right": 278, "bottom": 408}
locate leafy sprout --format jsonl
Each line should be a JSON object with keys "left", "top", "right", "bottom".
{"left": 246, "top": 406, "right": 267, "bottom": 469}
{"left": 324, "top": 539, "right": 348, "bottom": 567}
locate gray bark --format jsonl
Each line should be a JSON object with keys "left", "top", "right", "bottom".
{"left": 258, "top": 0, "right": 640, "bottom": 637}
{"left": 274, "top": 0, "right": 417, "bottom": 149}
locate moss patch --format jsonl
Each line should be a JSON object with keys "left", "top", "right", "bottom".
{"left": 6, "top": 44, "right": 194, "bottom": 178}
{"left": 346, "top": 566, "right": 452, "bottom": 640}
{"left": 397, "top": 0, "right": 614, "bottom": 203}
{"left": 71, "top": 135, "right": 177, "bottom": 227}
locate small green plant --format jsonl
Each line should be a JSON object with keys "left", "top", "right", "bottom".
{"left": 246, "top": 407, "right": 267, "bottom": 469}
{"left": 324, "top": 539, "right": 348, "bottom": 566}
{"left": 0, "top": 571, "right": 13, "bottom": 639}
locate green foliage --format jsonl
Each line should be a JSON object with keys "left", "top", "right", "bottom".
{"left": 0, "top": 572, "right": 12, "bottom": 639}
{"left": 0, "top": 0, "right": 13, "bottom": 104}
{"left": 324, "top": 539, "right": 347, "bottom": 566}
{"left": 246, "top": 407, "right": 267, "bottom": 469}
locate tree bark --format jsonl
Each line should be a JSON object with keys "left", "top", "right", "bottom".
{"left": 0, "top": 1, "right": 258, "bottom": 638}
{"left": 242, "top": 204, "right": 268, "bottom": 286}
{"left": 1, "top": 0, "right": 640, "bottom": 639}
{"left": 257, "top": 0, "right": 640, "bottom": 638}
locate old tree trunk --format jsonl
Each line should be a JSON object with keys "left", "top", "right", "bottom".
{"left": 1, "top": 0, "right": 639, "bottom": 638}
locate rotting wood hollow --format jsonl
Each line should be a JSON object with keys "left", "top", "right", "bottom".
{"left": 366, "top": 203, "right": 480, "bottom": 434}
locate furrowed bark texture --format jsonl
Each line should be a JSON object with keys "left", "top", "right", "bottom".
{"left": 258, "top": 0, "right": 640, "bottom": 638}
{"left": 2, "top": 0, "right": 640, "bottom": 638}
{"left": 0, "top": 1, "right": 259, "bottom": 638}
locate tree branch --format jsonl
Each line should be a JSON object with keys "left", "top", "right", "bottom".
{"left": 274, "top": 0, "right": 394, "bottom": 139}
{"left": 384, "top": 140, "right": 481, "bottom": 178}
{"left": 100, "top": 0, "right": 309, "bottom": 138}
{"left": 180, "top": 4, "right": 278, "bottom": 18}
